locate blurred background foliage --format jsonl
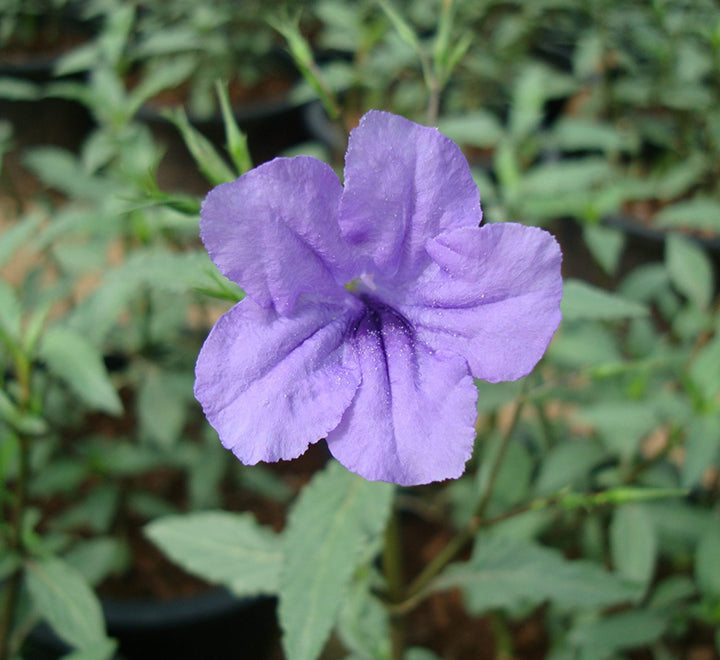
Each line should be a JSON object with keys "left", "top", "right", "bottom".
{"left": 1, "top": 1, "right": 719, "bottom": 659}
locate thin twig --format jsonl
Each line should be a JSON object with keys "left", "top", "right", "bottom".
{"left": 398, "top": 387, "right": 529, "bottom": 604}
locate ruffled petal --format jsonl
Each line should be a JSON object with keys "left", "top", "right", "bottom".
{"left": 195, "top": 297, "right": 361, "bottom": 464}
{"left": 338, "top": 110, "right": 481, "bottom": 284}
{"left": 399, "top": 223, "right": 563, "bottom": 383}
{"left": 200, "top": 156, "right": 356, "bottom": 316}
{"left": 326, "top": 301, "right": 477, "bottom": 486}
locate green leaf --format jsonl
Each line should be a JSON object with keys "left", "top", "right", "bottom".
{"left": 574, "top": 401, "right": 658, "bottom": 458}
{"left": 137, "top": 370, "right": 191, "bottom": 448}
{"left": 688, "top": 335, "right": 720, "bottom": 403}
{"left": 0, "top": 388, "right": 48, "bottom": 436}
{"left": 215, "top": 81, "right": 252, "bottom": 175}
{"left": 52, "top": 485, "right": 120, "bottom": 534}
{"left": 437, "top": 537, "right": 638, "bottom": 613}
{"left": 0, "top": 211, "right": 43, "bottom": 269}
{"left": 164, "top": 108, "right": 236, "bottom": 186}
{"left": 548, "top": 323, "right": 622, "bottom": 367}
{"left": 521, "top": 158, "right": 612, "bottom": 196}
{"left": 39, "top": 326, "right": 122, "bottom": 415}
{"left": 610, "top": 504, "right": 657, "bottom": 589}
{"left": 23, "top": 147, "right": 116, "bottom": 200}
{"left": 64, "top": 538, "right": 128, "bottom": 587}
{"left": 561, "top": 279, "right": 648, "bottom": 321}
{"left": 145, "top": 512, "right": 282, "bottom": 596}
{"left": 475, "top": 379, "right": 523, "bottom": 414}
{"left": 568, "top": 610, "right": 668, "bottom": 654}
{"left": 550, "top": 118, "right": 633, "bottom": 153}
{"left": 666, "top": 234, "right": 714, "bottom": 309}
{"left": 582, "top": 225, "right": 625, "bottom": 276}
{"left": 437, "top": 111, "right": 504, "bottom": 148}
{"left": 60, "top": 638, "right": 117, "bottom": 660}
{"left": 65, "top": 249, "right": 218, "bottom": 343}
{"left": 0, "top": 77, "right": 41, "bottom": 100}
{"left": 652, "top": 155, "right": 709, "bottom": 201}
{"left": 696, "top": 526, "right": 720, "bottom": 600}
{"left": 683, "top": 413, "right": 720, "bottom": 487}
{"left": 0, "top": 279, "right": 21, "bottom": 340}
{"left": 535, "top": 440, "right": 605, "bottom": 496}
{"left": 377, "top": 0, "right": 423, "bottom": 60}
{"left": 25, "top": 558, "right": 109, "bottom": 650}
{"left": 509, "top": 65, "right": 547, "bottom": 140}
{"left": 127, "top": 56, "right": 196, "bottom": 118}
{"left": 655, "top": 197, "right": 720, "bottom": 234}
{"left": 279, "top": 461, "right": 394, "bottom": 660}
{"left": 336, "top": 571, "right": 391, "bottom": 660}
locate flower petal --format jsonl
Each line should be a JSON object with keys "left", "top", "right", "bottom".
{"left": 200, "top": 156, "right": 355, "bottom": 316}
{"left": 338, "top": 110, "right": 481, "bottom": 283}
{"left": 195, "top": 297, "right": 361, "bottom": 464}
{"left": 326, "top": 301, "right": 477, "bottom": 486}
{"left": 399, "top": 223, "right": 563, "bottom": 383}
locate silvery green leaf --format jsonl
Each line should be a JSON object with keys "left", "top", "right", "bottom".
{"left": 610, "top": 504, "right": 657, "bottom": 590}
{"left": 550, "top": 118, "right": 631, "bottom": 153}
{"left": 521, "top": 159, "right": 613, "bottom": 197}
{"left": 682, "top": 413, "right": 720, "bottom": 488}
{"left": 64, "top": 538, "right": 128, "bottom": 587}
{"left": 688, "top": 334, "right": 720, "bottom": 403}
{"left": 279, "top": 461, "right": 394, "bottom": 660}
{"left": 0, "top": 280, "right": 21, "bottom": 340}
{"left": 436, "top": 537, "right": 638, "bottom": 613}
{"left": 656, "top": 197, "right": 720, "bottom": 232}
{"left": 582, "top": 225, "right": 625, "bottom": 276}
{"left": 438, "top": 111, "right": 504, "bottom": 148}
{"left": 25, "top": 558, "right": 109, "bottom": 651}
{"left": 562, "top": 280, "right": 648, "bottom": 321}
{"left": 336, "top": 571, "right": 391, "bottom": 660}
{"left": 666, "top": 234, "right": 714, "bottom": 309}
{"left": 695, "top": 526, "right": 720, "bottom": 599}
{"left": 137, "top": 370, "right": 192, "bottom": 449}
{"left": 568, "top": 610, "right": 668, "bottom": 655}
{"left": 574, "top": 401, "right": 658, "bottom": 458}
{"left": 146, "top": 512, "right": 281, "bottom": 596}
{"left": 164, "top": 108, "right": 236, "bottom": 186}
{"left": 0, "top": 77, "right": 41, "bottom": 100}
{"left": 39, "top": 327, "right": 122, "bottom": 415}
{"left": 548, "top": 323, "right": 622, "bottom": 368}
{"left": 0, "top": 211, "right": 43, "bottom": 269}
{"left": 535, "top": 440, "right": 605, "bottom": 496}
{"left": 60, "top": 639, "right": 117, "bottom": 660}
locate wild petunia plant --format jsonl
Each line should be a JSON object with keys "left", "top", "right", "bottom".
{"left": 194, "top": 110, "right": 563, "bottom": 486}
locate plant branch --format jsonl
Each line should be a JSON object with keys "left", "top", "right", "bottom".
{"left": 383, "top": 505, "right": 406, "bottom": 660}
{"left": 0, "top": 350, "right": 33, "bottom": 660}
{"left": 399, "top": 387, "right": 528, "bottom": 604}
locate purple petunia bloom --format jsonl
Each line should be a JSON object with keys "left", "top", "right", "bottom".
{"left": 194, "top": 110, "right": 563, "bottom": 486}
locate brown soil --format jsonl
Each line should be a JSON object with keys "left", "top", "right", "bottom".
{"left": 132, "top": 68, "right": 295, "bottom": 118}
{"left": 1, "top": 25, "right": 91, "bottom": 67}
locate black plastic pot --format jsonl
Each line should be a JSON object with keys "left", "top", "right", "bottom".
{"left": 603, "top": 212, "right": 720, "bottom": 255}
{"left": 26, "top": 589, "right": 279, "bottom": 660}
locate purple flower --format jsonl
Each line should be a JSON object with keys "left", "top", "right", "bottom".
{"left": 195, "top": 110, "right": 562, "bottom": 486}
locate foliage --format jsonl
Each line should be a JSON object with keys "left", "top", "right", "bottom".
{"left": 1, "top": 0, "right": 719, "bottom": 658}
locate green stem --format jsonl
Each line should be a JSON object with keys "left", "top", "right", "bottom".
{"left": 383, "top": 505, "right": 405, "bottom": 660}
{"left": 426, "top": 77, "right": 441, "bottom": 126}
{"left": 0, "top": 433, "right": 29, "bottom": 660}
{"left": 399, "top": 388, "right": 528, "bottom": 605}
{"left": 0, "top": 351, "right": 33, "bottom": 660}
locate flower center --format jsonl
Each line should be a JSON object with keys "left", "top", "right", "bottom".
{"left": 345, "top": 273, "right": 377, "bottom": 293}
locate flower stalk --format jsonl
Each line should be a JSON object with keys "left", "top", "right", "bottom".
{"left": 0, "top": 347, "right": 33, "bottom": 660}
